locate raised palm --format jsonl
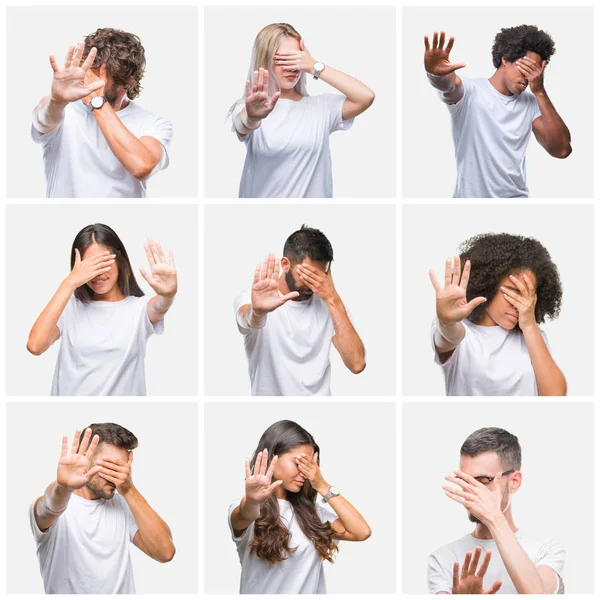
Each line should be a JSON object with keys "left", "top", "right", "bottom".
{"left": 251, "top": 253, "right": 299, "bottom": 315}
{"left": 245, "top": 449, "right": 282, "bottom": 504}
{"left": 245, "top": 68, "right": 280, "bottom": 120}
{"left": 140, "top": 239, "right": 177, "bottom": 297}
{"left": 424, "top": 31, "right": 466, "bottom": 76}
{"left": 50, "top": 41, "right": 104, "bottom": 104}
{"left": 453, "top": 548, "right": 502, "bottom": 594}
{"left": 429, "top": 256, "right": 486, "bottom": 324}
{"left": 57, "top": 428, "right": 102, "bottom": 491}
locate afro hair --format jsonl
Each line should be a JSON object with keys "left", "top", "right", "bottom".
{"left": 492, "top": 25, "right": 555, "bottom": 68}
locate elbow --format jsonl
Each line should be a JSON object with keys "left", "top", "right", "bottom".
{"left": 356, "top": 525, "right": 372, "bottom": 541}
{"left": 156, "top": 544, "right": 176, "bottom": 563}
{"left": 131, "top": 160, "right": 156, "bottom": 181}
{"left": 350, "top": 358, "right": 366, "bottom": 375}
{"left": 551, "top": 144, "right": 572, "bottom": 159}
{"left": 362, "top": 89, "right": 375, "bottom": 110}
{"left": 26, "top": 338, "right": 44, "bottom": 356}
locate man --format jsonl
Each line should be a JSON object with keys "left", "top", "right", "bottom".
{"left": 424, "top": 25, "right": 571, "bottom": 198}
{"left": 32, "top": 28, "right": 172, "bottom": 198}
{"left": 30, "top": 424, "right": 175, "bottom": 594}
{"left": 428, "top": 427, "right": 565, "bottom": 594}
{"left": 234, "top": 225, "right": 366, "bottom": 396}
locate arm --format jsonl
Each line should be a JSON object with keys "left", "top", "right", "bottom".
{"left": 424, "top": 32, "right": 466, "bottom": 105}
{"left": 97, "top": 453, "right": 175, "bottom": 563}
{"left": 296, "top": 264, "right": 366, "bottom": 374}
{"left": 27, "top": 250, "right": 116, "bottom": 355}
{"left": 515, "top": 57, "right": 572, "bottom": 159}
{"left": 234, "top": 68, "right": 280, "bottom": 137}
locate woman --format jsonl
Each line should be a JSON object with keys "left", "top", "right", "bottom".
{"left": 228, "top": 420, "right": 371, "bottom": 594}
{"left": 27, "top": 223, "right": 177, "bottom": 396}
{"left": 230, "top": 23, "right": 375, "bottom": 198}
{"left": 428, "top": 233, "right": 566, "bottom": 396}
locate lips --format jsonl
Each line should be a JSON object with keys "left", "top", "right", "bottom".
{"left": 293, "top": 480, "right": 305, "bottom": 486}
{"left": 90, "top": 276, "right": 109, "bottom": 285}
{"left": 506, "top": 313, "right": 518, "bottom": 322}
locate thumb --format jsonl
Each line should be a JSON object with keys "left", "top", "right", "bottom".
{"left": 86, "top": 465, "right": 103, "bottom": 480}
{"left": 448, "top": 62, "right": 467, "bottom": 73}
{"left": 74, "top": 248, "right": 81, "bottom": 265}
{"left": 268, "top": 480, "right": 283, "bottom": 493}
{"left": 270, "top": 91, "right": 281, "bottom": 109}
{"left": 313, "top": 451, "right": 319, "bottom": 464}
{"left": 128, "top": 451, "right": 134, "bottom": 466}
{"left": 300, "top": 38, "right": 306, "bottom": 51}
{"left": 280, "top": 291, "right": 300, "bottom": 304}
{"left": 465, "top": 296, "right": 487, "bottom": 313}
{"left": 139, "top": 266, "right": 152, "bottom": 285}
{"left": 484, "top": 580, "right": 503, "bottom": 594}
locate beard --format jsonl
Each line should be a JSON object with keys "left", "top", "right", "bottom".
{"left": 285, "top": 269, "right": 313, "bottom": 301}
{"left": 87, "top": 475, "right": 116, "bottom": 500}
{"left": 104, "top": 81, "right": 120, "bottom": 107}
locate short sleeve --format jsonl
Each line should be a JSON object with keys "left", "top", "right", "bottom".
{"left": 233, "top": 288, "right": 253, "bottom": 334}
{"left": 315, "top": 500, "right": 338, "bottom": 524}
{"left": 445, "top": 77, "right": 474, "bottom": 120}
{"left": 139, "top": 115, "right": 173, "bottom": 174}
{"left": 142, "top": 296, "right": 165, "bottom": 337}
{"left": 56, "top": 297, "right": 74, "bottom": 337}
{"left": 323, "top": 93, "right": 354, "bottom": 133}
{"left": 427, "top": 551, "right": 452, "bottom": 594}
{"left": 530, "top": 93, "right": 542, "bottom": 122}
{"left": 29, "top": 500, "right": 55, "bottom": 546}
{"left": 231, "top": 101, "right": 250, "bottom": 142}
{"left": 115, "top": 493, "right": 139, "bottom": 543}
{"left": 228, "top": 499, "right": 253, "bottom": 546}
{"left": 534, "top": 539, "right": 566, "bottom": 592}
{"left": 431, "top": 318, "right": 460, "bottom": 368}
{"left": 539, "top": 328, "right": 552, "bottom": 354}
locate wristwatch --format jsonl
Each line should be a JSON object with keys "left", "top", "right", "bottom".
{"left": 321, "top": 486, "right": 340, "bottom": 503}
{"left": 90, "top": 96, "right": 107, "bottom": 110}
{"left": 312, "top": 62, "right": 325, "bottom": 80}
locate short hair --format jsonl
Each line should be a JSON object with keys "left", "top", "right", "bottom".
{"left": 460, "top": 427, "right": 521, "bottom": 470}
{"left": 79, "top": 423, "right": 138, "bottom": 453}
{"left": 492, "top": 25, "right": 556, "bottom": 68}
{"left": 283, "top": 225, "right": 334, "bottom": 265}
{"left": 83, "top": 28, "right": 146, "bottom": 100}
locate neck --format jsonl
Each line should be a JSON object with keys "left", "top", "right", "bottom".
{"left": 73, "top": 486, "right": 101, "bottom": 501}
{"left": 475, "top": 312, "right": 498, "bottom": 327}
{"left": 472, "top": 507, "right": 518, "bottom": 540}
{"left": 274, "top": 486, "right": 288, "bottom": 500}
{"left": 93, "top": 286, "right": 126, "bottom": 302}
{"left": 279, "top": 87, "right": 303, "bottom": 101}
{"left": 112, "top": 94, "right": 130, "bottom": 112}
{"left": 488, "top": 70, "right": 514, "bottom": 96}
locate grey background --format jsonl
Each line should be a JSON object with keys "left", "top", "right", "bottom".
{"left": 402, "top": 6, "right": 594, "bottom": 198}
{"left": 6, "top": 204, "right": 198, "bottom": 396}
{"left": 6, "top": 6, "right": 198, "bottom": 198}
{"left": 204, "top": 203, "right": 396, "bottom": 396}
{"left": 204, "top": 401, "right": 396, "bottom": 594}
{"left": 204, "top": 6, "right": 396, "bottom": 198}
{"left": 6, "top": 401, "right": 198, "bottom": 594}
{"left": 402, "top": 203, "right": 594, "bottom": 396}
{"left": 402, "top": 401, "right": 595, "bottom": 594}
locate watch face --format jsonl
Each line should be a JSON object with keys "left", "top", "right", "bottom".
{"left": 330, "top": 486, "right": 339, "bottom": 495}
{"left": 314, "top": 62, "right": 325, "bottom": 72}
{"left": 91, "top": 96, "right": 105, "bottom": 109}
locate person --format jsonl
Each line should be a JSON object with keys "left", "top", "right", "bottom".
{"left": 32, "top": 28, "right": 173, "bottom": 198}
{"left": 230, "top": 23, "right": 375, "bottom": 198}
{"left": 234, "top": 225, "right": 366, "bottom": 395}
{"left": 428, "top": 427, "right": 565, "bottom": 594}
{"left": 424, "top": 25, "right": 571, "bottom": 198}
{"left": 428, "top": 233, "right": 566, "bottom": 396}
{"left": 30, "top": 424, "right": 175, "bottom": 594}
{"left": 27, "top": 223, "right": 177, "bottom": 395}
{"left": 228, "top": 420, "right": 371, "bottom": 594}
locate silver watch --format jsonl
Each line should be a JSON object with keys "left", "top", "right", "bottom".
{"left": 90, "top": 96, "right": 107, "bottom": 110}
{"left": 312, "top": 62, "right": 325, "bottom": 80}
{"left": 321, "top": 486, "right": 339, "bottom": 503}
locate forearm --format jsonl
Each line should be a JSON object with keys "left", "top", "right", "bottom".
{"left": 318, "top": 66, "right": 374, "bottom": 107}
{"left": 239, "top": 304, "right": 268, "bottom": 330}
{"left": 148, "top": 293, "right": 176, "bottom": 324}
{"left": 231, "top": 496, "right": 262, "bottom": 533}
{"left": 328, "top": 296, "right": 366, "bottom": 374}
{"left": 35, "top": 481, "right": 73, "bottom": 530}
{"left": 234, "top": 108, "right": 262, "bottom": 136}
{"left": 489, "top": 515, "right": 547, "bottom": 594}
{"left": 123, "top": 486, "right": 175, "bottom": 562}
{"left": 32, "top": 96, "right": 67, "bottom": 134}
{"left": 522, "top": 325, "right": 566, "bottom": 396}
{"left": 92, "top": 104, "right": 159, "bottom": 179}
{"left": 534, "top": 91, "right": 572, "bottom": 158}
{"left": 434, "top": 319, "right": 465, "bottom": 352}
{"left": 426, "top": 73, "right": 463, "bottom": 104}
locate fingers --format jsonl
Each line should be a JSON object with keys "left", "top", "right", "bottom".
{"left": 266, "top": 253, "right": 275, "bottom": 279}
{"left": 452, "top": 562, "right": 459, "bottom": 589}
{"left": 74, "top": 248, "right": 81, "bottom": 265}
{"left": 97, "top": 472, "right": 119, "bottom": 485}
{"left": 169, "top": 250, "right": 176, "bottom": 269}
{"left": 508, "top": 274, "right": 527, "bottom": 294}
{"left": 459, "top": 259, "right": 471, "bottom": 289}
{"left": 477, "top": 550, "right": 493, "bottom": 578}
{"left": 81, "top": 46, "right": 97, "bottom": 72}
{"left": 245, "top": 79, "right": 251, "bottom": 99}
{"left": 460, "top": 551, "right": 472, "bottom": 580}
{"left": 445, "top": 474, "right": 476, "bottom": 492}
{"left": 49, "top": 54, "right": 60, "bottom": 73}
{"left": 265, "top": 454, "right": 278, "bottom": 481}
{"left": 442, "top": 485, "right": 472, "bottom": 501}
{"left": 257, "top": 68, "right": 265, "bottom": 93}
{"left": 253, "top": 263, "right": 260, "bottom": 285}
{"left": 144, "top": 242, "right": 156, "bottom": 267}
{"left": 445, "top": 36, "right": 455, "bottom": 55}
{"left": 260, "top": 254, "right": 269, "bottom": 280}
{"left": 469, "top": 546, "right": 482, "bottom": 576}
{"left": 70, "top": 429, "right": 82, "bottom": 455}
{"left": 63, "top": 44, "right": 75, "bottom": 69}
{"left": 502, "top": 293, "right": 521, "bottom": 310}
{"left": 253, "top": 448, "right": 264, "bottom": 476}
{"left": 273, "top": 256, "right": 281, "bottom": 280}
{"left": 455, "top": 469, "right": 485, "bottom": 489}
{"left": 522, "top": 273, "right": 535, "bottom": 295}
{"left": 432, "top": 31, "right": 439, "bottom": 50}
{"left": 245, "top": 458, "right": 251, "bottom": 480}
{"left": 259, "top": 449, "right": 269, "bottom": 475}
{"left": 78, "top": 428, "right": 92, "bottom": 455}
{"left": 86, "top": 465, "right": 103, "bottom": 480}
{"left": 61, "top": 435, "right": 68, "bottom": 458}
{"left": 70, "top": 41, "right": 84, "bottom": 68}
{"left": 149, "top": 239, "right": 161, "bottom": 264}
{"left": 86, "top": 434, "right": 99, "bottom": 459}
{"left": 444, "top": 258, "right": 452, "bottom": 287}
{"left": 252, "top": 69, "right": 259, "bottom": 93}
{"left": 99, "top": 457, "right": 129, "bottom": 472}
{"left": 451, "top": 256, "right": 461, "bottom": 286}
{"left": 484, "top": 580, "right": 503, "bottom": 594}
{"left": 154, "top": 241, "right": 167, "bottom": 264}
{"left": 424, "top": 35, "right": 430, "bottom": 51}
{"left": 312, "top": 451, "right": 319, "bottom": 465}
{"left": 439, "top": 31, "right": 446, "bottom": 49}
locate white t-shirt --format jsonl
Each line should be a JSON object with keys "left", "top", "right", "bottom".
{"left": 29, "top": 492, "right": 139, "bottom": 594}
{"left": 228, "top": 497, "right": 339, "bottom": 594}
{"left": 443, "top": 78, "right": 541, "bottom": 198}
{"left": 233, "top": 94, "right": 353, "bottom": 198}
{"left": 428, "top": 531, "right": 565, "bottom": 594}
{"left": 51, "top": 295, "right": 164, "bottom": 396}
{"left": 234, "top": 289, "right": 336, "bottom": 396}
{"left": 32, "top": 100, "right": 173, "bottom": 198}
{"left": 431, "top": 318, "right": 550, "bottom": 396}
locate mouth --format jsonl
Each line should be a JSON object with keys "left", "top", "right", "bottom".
{"left": 293, "top": 480, "right": 305, "bottom": 486}
{"left": 284, "top": 73, "right": 299, "bottom": 81}
{"left": 506, "top": 313, "right": 519, "bottom": 322}
{"left": 90, "top": 276, "right": 109, "bottom": 285}
{"left": 517, "top": 82, "right": 527, "bottom": 91}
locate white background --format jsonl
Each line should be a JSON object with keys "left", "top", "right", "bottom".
{"left": 5, "top": 204, "right": 198, "bottom": 396}
{"left": 402, "top": 401, "right": 595, "bottom": 594}
{"left": 6, "top": 6, "right": 198, "bottom": 198}
{"left": 204, "top": 401, "right": 396, "bottom": 594}
{"left": 204, "top": 203, "right": 396, "bottom": 396}
{"left": 402, "top": 6, "right": 594, "bottom": 198}
{"left": 402, "top": 203, "right": 594, "bottom": 396}
{"left": 204, "top": 6, "right": 396, "bottom": 198}
{"left": 5, "top": 401, "right": 198, "bottom": 594}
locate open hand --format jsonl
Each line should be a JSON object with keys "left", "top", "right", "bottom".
{"left": 139, "top": 239, "right": 177, "bottom": 298}
{"left": 296, "top": 452, "right": 328, "bottom": 495}
{"left": 245, "top": 68, "right": 280, "bottom": 120}
{"left": 50, "top": 41, "right": 105, "bottom": 104}
{"left": 81, "top": 63, "right": 107, "bottom": 106}
{"left": 296, "top": 263, "right": 338, "bottom": 304}
{"left": 429, "top": 257, "right": 487, "bottom": 325}
{"left": 273, "top": 38, "right": 315, "bottom": 74}
{"left": 245, "top": 449, "right": 282, "bottom": 504}
{"left": 67, "top": 249, "right": 115, "bottom": 288}
{"left": 501, "top": 273, "right": 537, "bottom": 331}
{"left": 251, "top": 253, "right": 299, "bottom": 315}
{"left": 424, "top": 31, "right": 466, "bottom": 76}
{"left": 515, "top": 56, "right": 546, "bottom": 94}
{"left": 452, "top": 547, "right": 503, "bottom": 594}
{"left": 57, "top": 428, "right": 103, "bottom": 491}
{"left": 97, "top": 452, "right": 134, "bottom": 495}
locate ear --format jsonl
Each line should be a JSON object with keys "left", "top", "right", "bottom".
{"left": 509, "top": 470, "right": 522, "bottom": 493}
{"left": 300, "top": 38, "right": 306, "bottom": 51}
{"left": 281, "top": 256, "right": 291, "bottom": 273}
{"left": 501, "top": 57, "right": 509, "bottom": 68}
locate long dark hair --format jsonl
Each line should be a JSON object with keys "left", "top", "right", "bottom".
{"left": 249, "top": 420, "right": 338, "bottom": 564}
{"left": 71, "top": 224, "right": 144, "bottom": 303}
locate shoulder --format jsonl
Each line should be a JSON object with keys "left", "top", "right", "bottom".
{"left": 127, "top": 102, "right": 173, "bottom": 129}
{"left": 430, "top": 534, "right": 472, "bottom": 561}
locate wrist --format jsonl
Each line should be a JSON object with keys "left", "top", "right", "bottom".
{"left": 533, "top": 88, "right": 547, "bottom": 99}
{"left": 61, "top": 277, "right": 78, "bottom": 294}
{"left": 120, "top": 482, "right": 137, "bottom": 499}
{"left": 520, "top": 321, "right": 539, "bottom": 335}
{"left": 315, "top": 481, "right": 330, "bottom": 497}
{"left": 325, "top": 293, "right": 342, "bottom": 309}
{"left": 49, "top": 95, "right": 69, "bottom": 109}
{"left": 485, "top": 509, "right": 508, "bottom": 533}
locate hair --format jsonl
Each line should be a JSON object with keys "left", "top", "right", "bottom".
{"left": 492, "top": 25, "right": 555, "bottom": 68}
{"left": 458, "top": 232, "right": 562, "bottom": 326}
{"left": 71, "top": 223, "right": 144, "bottom": 304}
{"left": 249, "top": 420, "right": 338, "bottom": 564}
{"left": 83, "top": 28, "right": 146, "bottom": 100}
{"left": 283, "top": 225, "right": 334, "bottom": 267}
{"left": 461, "top": 427, "right": 522, "bottom": 470}
{"left": 79, "top": 423, "right": 138, "bottom": 453}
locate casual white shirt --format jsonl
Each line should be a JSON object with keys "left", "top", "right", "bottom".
{"left": 431, "top": 318, "right": 550, "bottom": 396}
{"left": 442, "top": 78, "right": 541, "bottom": 198}
{"left": 29, "top": 492, "right": 139, "bottom": 594}
{"left": 233, "top": 94, "right": 353, "bottom": 198}
{"left": 234, "top": 289, "right": 336, "bottom": 396}
{"left": 51, "top": 295, "right": 164, "bottom": 396}
{"left": 32, "top": 100, "right": 172, "bottom": 198}
{"left": 228, "top": 497, "right": 339, "bottom": 594}
{"left": 428, "top": 531, "right": 565, "bottom": 594}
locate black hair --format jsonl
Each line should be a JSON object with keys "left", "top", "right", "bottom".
{"left": 492, "top": 25, "right": 555, "bottom": 68}
{"left": 458, "top": 233, "right": 562, "bottom": 326}
{"left": 79, "top": 422, "right": 138, "bottom": 453}
{"left": 283, "top": 225, "right": 334, "bottom": 266}
{"left": 461, "top": 427, "right": 522, "bottom": 470}
{"left": 71, "top": 223, "right": 144, "bottom": 303}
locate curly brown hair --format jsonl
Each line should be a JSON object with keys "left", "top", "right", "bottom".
{"left": 83, "top": 28, "right": 146, "bottom": 100}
